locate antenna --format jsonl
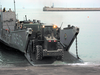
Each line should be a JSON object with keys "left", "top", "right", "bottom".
{"left": 51, "top": 3, "right": 54, "bottom": 8}
{"left": 14, "top": 0, "right": 16, "bottom": 15}
{"left": 60, "top": 22, "right": 63, "bottom": 29}
{"left": 25, "top": 15, "right": 27, "bottom": 21}
{"left": 53, "top": 3, "right": 54, "bottom": 7}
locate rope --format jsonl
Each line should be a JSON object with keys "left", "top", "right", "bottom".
{"left": 76, "top": 36, "right": 80, "bottom": 59}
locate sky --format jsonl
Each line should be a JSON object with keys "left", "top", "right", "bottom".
{"left": 0, "top": 0, "right": 100, "bottom": 9}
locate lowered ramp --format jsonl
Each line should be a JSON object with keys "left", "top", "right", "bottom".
{"left": 25, "top": 25, "right": 83, "bottom": 66}
{"left": 25, "top": 51, "right": 83, "bottom": 66}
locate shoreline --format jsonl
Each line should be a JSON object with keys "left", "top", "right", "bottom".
{"left": 0, "top": 65, "right": 100, "bottom": 75}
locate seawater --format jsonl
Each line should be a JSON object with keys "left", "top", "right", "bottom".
{"left": 0, "top": 8, "right": 100, "bottom": 66}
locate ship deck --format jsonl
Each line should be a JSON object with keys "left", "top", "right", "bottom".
{"left": 43, "top": 7, "right": 100, "bottom": 11}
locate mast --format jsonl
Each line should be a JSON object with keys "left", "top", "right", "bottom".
{"left": 14, "top": 0, "right": 16, "bottom": 15}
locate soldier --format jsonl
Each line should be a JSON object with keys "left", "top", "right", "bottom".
{"left": 3, "top": 7, "right": 6, "bottom": 12}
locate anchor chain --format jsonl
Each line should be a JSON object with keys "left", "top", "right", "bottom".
{"left": 76, "top": 36, "right": 80, "bottom": 59}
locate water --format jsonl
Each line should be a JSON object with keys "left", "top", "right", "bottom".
{"left": 0, "top": 8, "right": 100, "bottom": 66}
{"left": 0, "top": 42, "right": 30, "bottom": 67}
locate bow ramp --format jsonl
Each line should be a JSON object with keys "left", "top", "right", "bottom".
{"left": 25, "top": 25, "right": 83, "bottom": 66}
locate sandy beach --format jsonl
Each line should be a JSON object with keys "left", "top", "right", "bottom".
{"left": 0, "top": 65, "right": 100, "bottom": 75}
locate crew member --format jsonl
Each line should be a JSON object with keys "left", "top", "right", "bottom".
{"left": 3, "top": 7, "right": 6, "bottom": 12}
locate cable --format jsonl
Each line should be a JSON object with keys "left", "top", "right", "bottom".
{"left": 76, "top": 36, "right": 80, "bottom": 59}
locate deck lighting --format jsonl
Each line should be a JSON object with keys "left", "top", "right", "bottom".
{"left": 42, "top": 25, "right": 45, "bottom": 28}
{"left": 53, "top": 25, "right": 57, "bottom": 28}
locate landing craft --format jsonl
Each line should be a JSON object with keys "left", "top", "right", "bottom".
{"left": 0, "top": 6, "right": 83, "bottom": 65}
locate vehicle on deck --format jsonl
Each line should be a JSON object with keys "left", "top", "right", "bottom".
{"left": 22, "top": 22, "right": 64, "bottom": 61}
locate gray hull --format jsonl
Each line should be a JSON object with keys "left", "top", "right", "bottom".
{"left": 0, "top": 30, "right": 29, "bottom": 53}
{"left": 0, "top": 11, "right": 29, "bottom": 53}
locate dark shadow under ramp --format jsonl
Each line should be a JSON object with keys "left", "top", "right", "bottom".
{"left": 25, "top": 51, "right": 83, "bottom": 66}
